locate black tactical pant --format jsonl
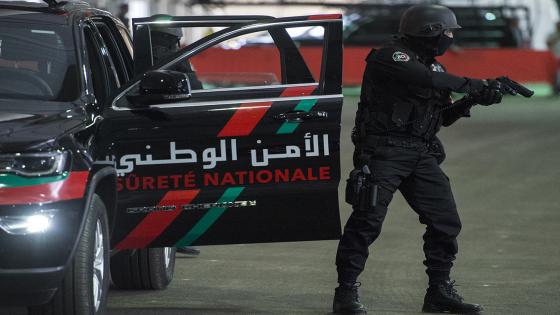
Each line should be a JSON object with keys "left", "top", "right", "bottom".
{"left": 336, "top": 144, "right": 461, "bottom": 285}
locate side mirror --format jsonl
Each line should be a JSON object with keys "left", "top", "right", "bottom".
{"left": 127, "top": 70, "right": 192, "bottom": 108}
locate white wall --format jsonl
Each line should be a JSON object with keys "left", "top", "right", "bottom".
{"left": 87, "top": 0, "right": 559, "bottom": 50}
{"left": 442, "top": 0, "right": 560, "bottom": 49}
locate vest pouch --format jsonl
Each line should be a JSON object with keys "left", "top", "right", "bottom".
{"left": 414, "top": 98, "right": 443, "bottom": 136}
{"left": 407, "top": 86, "right": 433, "bottom": 133}
{"left": 391, "top": 101, "right": 414, "bottom": 129}
{"left": 408, "top": 85, "right": 432, "bottom": 99}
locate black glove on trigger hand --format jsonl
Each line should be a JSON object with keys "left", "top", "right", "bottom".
{"left": 472, "top": 79, "right": 503, "bottom": 106}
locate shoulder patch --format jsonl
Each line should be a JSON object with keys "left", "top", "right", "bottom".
{"left": 430, "top": 63, "right": 445, "bottom": 72}
{"left": 392, "top": 51, "right": 410, "bottom": 62}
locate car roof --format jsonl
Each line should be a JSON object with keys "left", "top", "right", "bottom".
{"left": 0, "top": 0, "right": 105, "bottom": 25}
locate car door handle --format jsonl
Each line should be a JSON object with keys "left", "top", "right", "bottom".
{"left": 273, "top": 110, "right": 328, "bottom": 122}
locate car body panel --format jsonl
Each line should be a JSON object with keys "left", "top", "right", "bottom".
{"left": 0, "top": 3, "right": 344, "bottom": 306}
{"left": 0, "top": 103, "right": 86, "bottom": 152}
{"left": 100, "top": 14, "right": 344, "bottom": 248}
{"left": 0, "top": 2, "right": 116, "bottom": 306}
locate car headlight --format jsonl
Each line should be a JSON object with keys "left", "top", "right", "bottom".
{"left": 0, "top": 211, "right": 56, "bottom": 235}
{"left": 0, "top": 151, "right": 68, "bottom": 177}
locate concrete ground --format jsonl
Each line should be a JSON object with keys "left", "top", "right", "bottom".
{"left": 2, "top": 96, "right": 560, "bottom": 314}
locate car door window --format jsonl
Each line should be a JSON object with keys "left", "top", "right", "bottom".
{"left": 94, "top": 21, "right": 129, "bottom": 84}
{"left": 117, "top": 25, "right": 134, "bottom": 72}
{"left": 85, "top": 23, "right": 123, "bottom": 103}
{"left": 114, "top": 20, "right": 332, "bottom": 108}
{"left": 118, "top": 26, "right": 133, "bottom": 57}
{"left": 83, "top": 26, "right": 108, "bottom": 105}
{"left": 168, "top": 26, "right": 325, "bottom": 91}
{"left": 0, "top": 22, "right": 79, "bottom": 101}
{"left": 191, "top": 30, "right": 281, "bottom": 89}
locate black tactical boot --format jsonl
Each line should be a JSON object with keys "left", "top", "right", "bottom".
{"left": 333, "top": 282, "right": 367, "bottom": 314}
{"left": 422, "top": 280, "right": 484, "bottom": 314}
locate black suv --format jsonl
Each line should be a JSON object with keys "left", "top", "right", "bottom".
{"left": 0, "top": 1, "right": 343, "bottom": 314}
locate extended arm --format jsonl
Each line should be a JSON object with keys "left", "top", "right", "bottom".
{"left": 369, "top": 47, "right": 485, "bottom": 93}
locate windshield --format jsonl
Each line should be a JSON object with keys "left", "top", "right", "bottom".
{"left": 0, "top": 22, "right": 79, "bottom": 101}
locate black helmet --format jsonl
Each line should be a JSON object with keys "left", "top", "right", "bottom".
{"left": 150, "top": 14, "right": 183, "bottom": 39}
{"left": 399, "top": 4, "right": 461, "bottom": 37}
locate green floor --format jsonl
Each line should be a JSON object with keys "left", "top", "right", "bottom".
{"left": 2, "top": 96, "right": 559, "bottom": 315}
{"left": 106, "top": 96, "right": 560, "bottom": 314}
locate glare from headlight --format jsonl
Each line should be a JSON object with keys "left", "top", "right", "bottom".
{"left": 0, "top": 151, "right": 68, "bottom": 177}
{"left": 0, "top": 212, "right": 55, "bottom": 235}
{"left": 25, "top": 215, "right": 52, "bottom": 233}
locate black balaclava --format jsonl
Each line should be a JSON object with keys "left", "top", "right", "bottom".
{"left": 403, "top": 32, "right": 453, "bottom": 60}
{"left": 151, "top": 32, "right": 189, "bottom": 73}
{"left": 435, "top": 33, "right": 454, "bottom": 56}
{"left": 151, "top": 32, "right": 180, "bottom": 64}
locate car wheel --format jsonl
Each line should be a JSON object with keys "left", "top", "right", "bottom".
{"left": 29, "top": 194, "right": 110, "bottom": 315}
{"left": 110, "top": 247, "right": 176, "bottom": 290}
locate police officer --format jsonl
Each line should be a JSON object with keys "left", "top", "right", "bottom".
{"left": 333, "top": 4, "right": 503, "bottom": 314}
{"left": 150, "top": 16, "right": 202, "bottom": 256}
{"left": 150, "top": 15, "right": 203, "bottom": 90}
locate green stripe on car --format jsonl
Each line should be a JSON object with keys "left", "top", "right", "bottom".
{"left": 0, "top": 172, "right": 69, "bottom": 188}
{"left": 276, "top": 99, "right": 318, "bottom": 134}
{"left": 175, "top": 186, "right": 245, "bottom": 247}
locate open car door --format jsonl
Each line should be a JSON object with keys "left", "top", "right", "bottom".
{"left": 100, "top": 14, "right": 344, "bottom": 249}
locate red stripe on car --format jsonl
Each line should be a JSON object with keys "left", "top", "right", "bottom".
{"left": 217, "top": 86, "right": 316, "bottom": 137}
{"left": 114, "top": 189, "right": 200, "bottom": 250}
{"left": 308, "top": 14, "right": 342, "bottom": 20}
{"left": 280, "top": 85, "right": 316, "bottom": 97}
{"left": 0, "top": 171, "right": 89, "bottom": 205}
{"left": 217, "top": 102, "right": 272, "bottom": 137}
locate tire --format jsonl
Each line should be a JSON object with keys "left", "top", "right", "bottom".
{"left": 110, "top": 247, "right": 176, "bottom": 290}
{"left": 29, "top": 194, "right": 110, "bottom": 315}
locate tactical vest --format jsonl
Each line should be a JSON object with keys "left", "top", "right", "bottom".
{"left": 356, "top": 46, "right": 451, "bottom": 143}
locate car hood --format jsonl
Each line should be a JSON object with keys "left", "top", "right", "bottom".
{"left": 0, "top": 99, "right": 86, "bottom": 153}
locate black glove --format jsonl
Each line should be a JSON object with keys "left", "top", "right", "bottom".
{"left": 471, "top": 79, "right": 503, "bottom": 106}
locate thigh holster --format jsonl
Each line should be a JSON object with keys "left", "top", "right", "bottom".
{"left": 345, "top": 165, "right": 379, "bottom": 211}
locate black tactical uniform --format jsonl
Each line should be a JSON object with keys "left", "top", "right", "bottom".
{"left": 150, "top": 15, "right": 203, "bottom": 90}
{"left": 333, "top": 4, "right": 503, "bottom": 315}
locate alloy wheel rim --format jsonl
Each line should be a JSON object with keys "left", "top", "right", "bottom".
{"left": 164, "top": 247, "right": 171, "bottom": 269}
{"left": 93, "top": 219, "right": 104, "bottom": 312}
